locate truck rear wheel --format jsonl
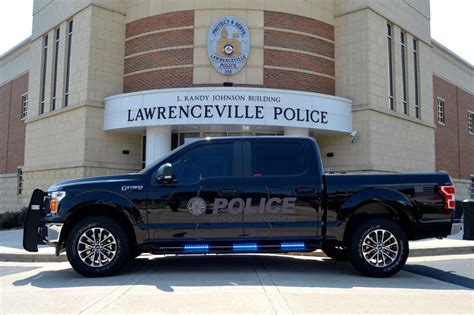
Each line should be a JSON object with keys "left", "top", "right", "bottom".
{"left": 66, "top": 216, "right": 131, "bottom": 277}
{"left": 348, "top": 218, "right": 408, "bottom": 277}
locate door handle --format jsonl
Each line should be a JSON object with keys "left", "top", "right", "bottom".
{"left": 220, "top": 187, "right": 239, "bottom": 196}
{"left": 295, "top": 186, "right": 315, "bottom": 195}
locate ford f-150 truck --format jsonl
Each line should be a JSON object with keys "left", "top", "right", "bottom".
{"left": 23, "top": 137, "right": 458, "bottom": 278}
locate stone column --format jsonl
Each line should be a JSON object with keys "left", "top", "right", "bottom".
{"left": 146, "top": 126, "right": 171, "bottom": 166}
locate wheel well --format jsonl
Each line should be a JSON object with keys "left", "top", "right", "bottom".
{"left": 60, "top": 204, "right": 137, "bottom": 248}
{"left": 343, "top": 202, "right": 413, "bottom": 244}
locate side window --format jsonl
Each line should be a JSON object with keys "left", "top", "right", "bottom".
{"left": 170, "top": 143, "right": 233, "bottom": 184}
{"left": 251, "top": 142, "right": 306, "bottom": 176}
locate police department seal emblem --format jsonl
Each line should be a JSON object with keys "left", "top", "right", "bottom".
{"left": 187, "top": 197, "right": 207, "bottom": 216}
{"left": 207, "top": 16, "right": 250, "bottom": 76}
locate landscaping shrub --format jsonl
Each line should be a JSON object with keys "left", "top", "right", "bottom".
{"left": 0, "top": 207, "right": 27, "bottom": 229}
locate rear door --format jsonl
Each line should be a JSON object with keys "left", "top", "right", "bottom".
{"left": 241, "top": 139, "right": 322, "bottom": 242}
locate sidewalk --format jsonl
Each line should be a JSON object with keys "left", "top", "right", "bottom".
{"left": 0, "top": 228, "right": 473, "bottom": 262}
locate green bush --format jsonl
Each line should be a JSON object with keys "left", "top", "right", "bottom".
{"left": 0, "top": 208, "right": 27, "bottom": 229}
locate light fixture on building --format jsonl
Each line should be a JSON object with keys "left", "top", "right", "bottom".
{"left": 350, "top": 130, "right": 358, "bottom": 143}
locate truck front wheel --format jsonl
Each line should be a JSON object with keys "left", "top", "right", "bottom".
{"left": 348, "top": 218, "right": 408, "bottom": 277}
{"left": 66, "top": 216, "right": 131, "bottom": 277}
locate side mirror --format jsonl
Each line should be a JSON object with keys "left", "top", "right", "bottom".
{"left": 156, "top": 163, "right": 175, "bottom": 185}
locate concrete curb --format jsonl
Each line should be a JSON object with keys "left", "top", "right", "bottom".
{"left": 0, "top": 253, "right": 67, "bottom": 263}
{"left": 408, "top": 246, "right": 474, "bottom": 257}
{"left": 1, "top": 246, "right": 473, "bottom": 263}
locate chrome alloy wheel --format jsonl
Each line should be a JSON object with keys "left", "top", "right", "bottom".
{"left": 77, "top": 227, "right": 117, "bottom": 268}
{"left": 361, "top": 229, "right": 399, "bottom": 268}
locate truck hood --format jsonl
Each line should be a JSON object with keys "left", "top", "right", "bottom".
{"left": 48, "top": 173, "right": 144, "bottom": 191}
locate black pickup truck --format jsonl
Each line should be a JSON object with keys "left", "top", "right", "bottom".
{"left": 23, "top": 136, "right": 457, "bottom": 277}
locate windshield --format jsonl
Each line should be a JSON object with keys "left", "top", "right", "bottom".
{"left": 138, "top": 143, "right": 189, "bottom": 174}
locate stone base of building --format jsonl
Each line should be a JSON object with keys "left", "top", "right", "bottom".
{"left": 453, "top": 179, "right": 472, "bottom": 200}
{"left": 0, "top": 173, "right": 23, "bottom": 213}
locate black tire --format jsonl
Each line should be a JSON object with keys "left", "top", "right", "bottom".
{"left": 322, "top": 243, "right": 348, "bottom": 261}
{"left": 131, "top": 248, "right": 142, "bottom": 260}
{"left": 66, "top": 216, "right": 131, "bottom": 277}
{"left": 348, "top": 218, "right": 408, "bottom": 277}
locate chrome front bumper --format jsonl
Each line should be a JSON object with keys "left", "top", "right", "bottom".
{"left": 45, "top": 223, "right": 63, "bottom": 243}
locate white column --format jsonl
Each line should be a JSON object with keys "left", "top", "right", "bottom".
{"left": 284, "top": 127, "right": 309, "bottom": 137}
{"left": 146, "top": 126, "right": 171, "bottom": 166}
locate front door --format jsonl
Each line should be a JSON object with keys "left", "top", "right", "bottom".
{"left": 241, "top": 139, "right": 322, "bottom": 242}
{"left": 146, "top": 140, "right": 243, "bottom": 242}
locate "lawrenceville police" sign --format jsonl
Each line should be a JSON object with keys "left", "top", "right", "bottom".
{"left": 104, "top": 87, "right": 352, "bottom": 133}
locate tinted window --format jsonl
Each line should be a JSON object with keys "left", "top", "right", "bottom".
{"left": 170, "top": 143, "right": 233, "bottom": 184}
{"left": 251, "top": 142, "right": 306, "bottom": 176}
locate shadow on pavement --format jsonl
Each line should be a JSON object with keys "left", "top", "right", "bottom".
{"left": 0, "top": 266, "right": 41, "bottom": 277}
{"left": 11, "top": 254, "right": 466, "bottom": 292}
{"left": 404, "top": 264, "right": 474, "bottom": 289}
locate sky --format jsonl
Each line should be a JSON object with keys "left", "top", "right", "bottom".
{"left": 0, "top": 0, "right": 473, "bottom": 64}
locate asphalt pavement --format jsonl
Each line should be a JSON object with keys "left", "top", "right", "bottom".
{"left": 0, "top": 254, "right": 473, "bottom": 314}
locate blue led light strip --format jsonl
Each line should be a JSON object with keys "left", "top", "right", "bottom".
{"left": 280, "top": 242, "right": 306, "bottom": 251}
{"left": 233, "top": 243, "right": 258, "bottom": 252}
{"left": 184, "top": 244, "right": 209, "bottom": 253}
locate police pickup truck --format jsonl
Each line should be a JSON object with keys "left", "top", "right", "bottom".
{"left": 23, "top": 137, "right": 457, "bottom": 277}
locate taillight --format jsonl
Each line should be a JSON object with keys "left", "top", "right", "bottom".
{"left": 439, "top": 185, "right": 456, "bottom": 210}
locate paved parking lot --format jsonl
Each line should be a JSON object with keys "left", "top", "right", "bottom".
{"left": 1, "top": 254, "right": 473, "bottom": 314}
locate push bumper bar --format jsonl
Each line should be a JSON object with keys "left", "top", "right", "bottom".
{"left": 22, "top": 189, "right": 48, "bottom": 252}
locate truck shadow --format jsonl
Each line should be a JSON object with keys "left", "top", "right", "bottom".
{"left": 12, "top": 254, "right": 465, "bottom": 291}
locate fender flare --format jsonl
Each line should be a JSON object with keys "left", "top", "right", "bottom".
{"left": 59, "top": 190, "right": 144, "bottom": 244}
{"left": 338, "top": 187, "right": 418, "bottom": 223}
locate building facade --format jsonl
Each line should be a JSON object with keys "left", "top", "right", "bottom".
{"left": 0, "top": 0, "right": 473, "bottom": 212}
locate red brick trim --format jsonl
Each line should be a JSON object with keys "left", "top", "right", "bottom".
{"left": 265, "top": 49, "right": 334, "bottom": 77}
{"left": 125, "top": 49, "right": 193, "bottom": 74}
{"left": 0, "top": 72, "right": 28, "bottom": 173}
{"left": 264, "top": 29, "right": 334, "bottom": 58}
{"left": 124, "top": 11, "right": 195, "bottom": 91}
{"left": 192, "top": 83, "right": 263, "bottom": 88}
{"left": 433, "top": 74, "right": 474, "bottom": 179}
{"left": 124, "top": 68, "right": 193, "bottom": 93}
{"left": 264, "top": 11, "right": 334, "bottom": 41}
{"left": 264, "top": 68, "right": 334, "bottom": 95}
{"left": 126, "top": 10, "right": 194, "bottom": 38}
{"left": 125, "top": 29, "right": 193, "bottom": 56}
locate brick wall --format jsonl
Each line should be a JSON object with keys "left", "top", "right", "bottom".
{"left": 0, "top": 72, "right": 28, "bottom": 174}
{"left": 457, "top": 88, "right": 474, "bottom": 179}
{"left": 124, "top": 67, "right": 193, "bottom": 92}
{"left": 124, "top": 11, "right": 194, "bottom": 93}
{"left": 0, "top": 81, "right": 11, "bottom": 173}
{"left": 433, "top": 74, "right": 474, "bottom": 180}
{"left": 124, "top": 10, "right": 335, "bottom": 94}
{"left": 263, "top": 11, "right": 335, "bottom": 94}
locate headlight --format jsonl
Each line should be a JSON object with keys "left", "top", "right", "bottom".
{"left": 49, "top": 191, "right": 66, "bottom": 214}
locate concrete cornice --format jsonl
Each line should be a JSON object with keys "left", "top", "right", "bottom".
{"left": 431, "top": 39, "right": 474, "bottom": 71}
{"left": 0, "top": 37, "right": 31, "bottom": 61}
